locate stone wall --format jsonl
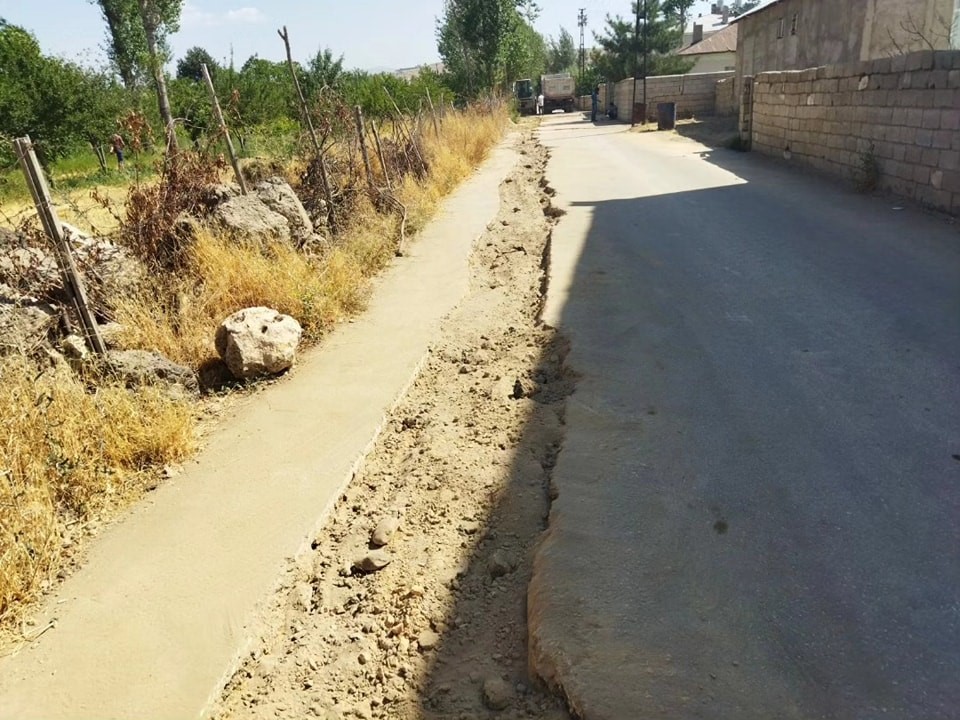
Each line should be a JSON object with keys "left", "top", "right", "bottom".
{"left": 751, "top": 49, "right": 960, "bottom": 214}
{"left": 715, "top": 77, "right": 737, "bottom": 116}
{"left": 612, "top": 71, "right": 735, "bottom": 122}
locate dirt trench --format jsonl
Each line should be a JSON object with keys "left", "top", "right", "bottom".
{"left": 212, "top": 128, "right": 576, "bottom": 720}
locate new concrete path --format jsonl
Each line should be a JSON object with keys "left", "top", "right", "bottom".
{"left": 0, "top": 139, "right": 518, "bottom": 720}
{"left": 529, "top": 115, "right": 960, "bottom": 719}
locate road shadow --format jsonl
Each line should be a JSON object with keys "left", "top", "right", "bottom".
{"left": 415, "top": 128, "right": 960, "bottom": 718}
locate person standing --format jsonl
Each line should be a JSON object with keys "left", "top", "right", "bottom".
{"left": 537, "top": 91, "right": 545, "bottom": 116}
{"left": 109, "top": 133, "right": 125, "bottom": 170}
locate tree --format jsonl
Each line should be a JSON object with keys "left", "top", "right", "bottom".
{"left": 301, "top": 47, "right": 345, "bottom": 98}
{"left": 546, "top": 27, "right": 577, "bottom": 73}
{"left": 177, "top": 46, "right": 219, "bottom": 82}
{"left": 663, "top": 0, "right": 696, "bottom": 45}
{"left": 592, "top": 1, "right": 694, "bottom": 82}
{"left": 436, "top": 0, "right": 541, "bottom": 97}
{"left": 501, "top": 13, "right": 546, "bottom": 84}
{"left": 0, "top": 20, "right": 125, "bottom": 167}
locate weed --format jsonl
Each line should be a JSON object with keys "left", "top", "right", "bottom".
{"left": 855, "top": 144, "right": 881, "bottom": 193}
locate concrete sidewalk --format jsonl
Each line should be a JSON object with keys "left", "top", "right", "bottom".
{"left": 0, "top": 139, "right": 518, "bottom": 720}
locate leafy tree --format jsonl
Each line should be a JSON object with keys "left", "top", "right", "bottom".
{"left": 546, "top": 27, "right": 577, "bottom": 73}
{"left": 0, "top": 20, "right": 125, "bottom": 167}
{"left": 303, "top": 47, "right": 345, "bottom": 95}
{"left": 177, "top": 46, "right": 219, "bottom": 82}
{"left": 436, "top": 0, "right": 541, "bottom": 97}
{"left": 136, "top": 0, "right": 181, "bottom": 149}
{"left": 592, "top": 0, "right": 694, "bottom": 82}
{"left": 235, "top": 56, "right": 296, "bottom": 126}
{"left": 501, "top": 13, "right": 546, "bottom": 84}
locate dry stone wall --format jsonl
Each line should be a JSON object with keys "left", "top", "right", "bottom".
{"left": 751, "top": 49, "right": 960, "bottom": 214}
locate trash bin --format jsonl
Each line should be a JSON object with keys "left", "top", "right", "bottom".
{"left": 657, "top": 102, "right": 677, "bottom": 130}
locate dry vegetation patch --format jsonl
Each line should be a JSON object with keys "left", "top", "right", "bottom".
{"left": 0, "top": 104, "right": 509, "bottom": 637}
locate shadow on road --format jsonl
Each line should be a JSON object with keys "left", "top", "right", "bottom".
{"left": 417, "top": 119, "right": 960, "bottom": 718}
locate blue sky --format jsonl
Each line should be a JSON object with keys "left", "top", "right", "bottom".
{"left": 0, "top": 0, "right": 720, "bottom": 72}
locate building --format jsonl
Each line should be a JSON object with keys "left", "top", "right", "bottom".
{"left": 679, "top": 22, "right": 739, "bottom": 73}
{"left": 734, "top": 0, "right": 959, "bottom": 81}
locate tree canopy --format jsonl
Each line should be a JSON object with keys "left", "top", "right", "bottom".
{"left": 592, "top": 0, "right": 694, "bottom": 82}
{"left": 176, "top": 46, "right": 219, "bottom": 82}
{"left": 546, "top": 27, "right": 577, "bottom": 74}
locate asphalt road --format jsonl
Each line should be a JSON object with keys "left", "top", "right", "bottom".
{"left": 529, "top": 115, "right": 960, "bottom": 720}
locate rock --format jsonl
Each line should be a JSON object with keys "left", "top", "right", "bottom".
{"left": 352, "top": 548, "right": 392, "bottom": 573}
{"left": 0, "top": 301, "right": 59, "bottom": 355}
{"left": 487, "top": 551, "right": 515, "bottom": 579}
{"left": 98, "top": 322, "right": 125, "bottom": 349}
{"left": 511, "top": 379, "right": 525, "bottom": 399}
{"left": 215, "top": 307, "right": 303, "bottom": 380}
{"left": 371, "top": 516, "right": 400, "bottom": 547}
{"left": 212, "top": 194, "right": 291, "bottom": 243}
{"left": 482, "top": 676, "right": 514, "bottom": 711}
{"left": 60, "top": 334, "right": 89, "bottom": 360}
{"left": 101, "top": 349, "right": 199, "bottom": 393}
{"left": 418, "top": 630, "right": 440, "bottom": 651}
{"left": 255, "top": 178, "right": 314, "bottom": 243}
{"left": 460, "top": 520, "right": 481, "bottom": 535}
{"left": 291, "top": 582, "right": 314, "bottom": 611}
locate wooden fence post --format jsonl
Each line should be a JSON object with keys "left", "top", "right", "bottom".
{"left": 201, "top": 63, "right": 248, "bottom": 194}
{"left": 426, "top": 88, "right": 440, "bottom": 137}
{"left": 354, "top": 106, "right": 377, "bottom": 201}
{"left": 278, "top": 26, "right": 337, "bottom": 231}
{"left": 370, "top": 120, "right": 392, "bottom": 191}
{"left": 13, "top": 136, "right": 106, "bottom": 354}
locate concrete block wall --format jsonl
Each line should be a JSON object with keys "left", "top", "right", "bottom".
{"left": 715, "top": 78, "right": 737, "bottom": 116}
{"left": 612, "top": 71, "right": 735, "bottom": 121}
{"left": 752, "top": 49, "right": 960, "bottom": 214}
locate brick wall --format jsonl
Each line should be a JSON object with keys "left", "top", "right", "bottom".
{"left": 715, "top": 77, "right": 737, "bottom": 116}
{"left": 612, "top": 71, "right": 734, "bottom": 122}
{"left": 751, "top": 49, "right": 960, "bottom": 214}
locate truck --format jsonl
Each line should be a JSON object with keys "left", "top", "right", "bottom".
{"left": 514, "top": 78, "right": 537, "bottom": 115}
{"left": 540, "top": 73, "right": 576, "bottom": 113}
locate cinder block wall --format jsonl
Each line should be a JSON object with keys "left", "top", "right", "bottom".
{"left": 715, "top": 78, "right": 737, "bottom": 116}
{"left": 752, "top": 49, "right": 960, "bottom": 214}
{"left": 612, "top": 71, "right": 735, "bottom": 121}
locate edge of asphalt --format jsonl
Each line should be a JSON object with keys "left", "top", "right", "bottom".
{"left": 0, "top": 135, "right": 520, "bottom": 720}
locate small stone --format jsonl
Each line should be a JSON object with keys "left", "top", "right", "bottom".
{"left": 460, "top": 521, "right": 481, "bottom": 535}
{"left": 482, "top": 676, "right": 514, "bottom": 711}
{"left": 418, "top": 630, "right": 441, "bottom": 651}
{"left": 291, "top": 581, "right": 314, "bottom": 611}
{"left": 397, "top": 636, "right": 410, "bottom": 654}
{"left": 371, "top": 516, "right": 400, "bottom": 547}
{"left": 358, "top": 652, "right": 369, "bottom": 665}
{"left": 487, "top": 551, "right": 514, "bottom": 579}
{"left": 352, "top": 549, "right": 392, "bottom": 573}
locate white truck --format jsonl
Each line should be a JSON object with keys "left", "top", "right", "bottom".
{"left": 540, "top": 73, "right": 576, "bottom": 113}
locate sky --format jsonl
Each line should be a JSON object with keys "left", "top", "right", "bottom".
{"left": 0, "top": 0, "right": 724, "bottom": 73}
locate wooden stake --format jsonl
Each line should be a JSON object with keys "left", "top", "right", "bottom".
{"left": 426, "top": 88, "right": 439, "bottom": 137}
{"left": 371, "top": 120, "right": 391, "bottom": 191}
{"left": 202, "top": 63, "right": 248, "bottom": 195}
{"left": 278, "top": 25, "right": 336, "bottom": 231}
{"left": 354, "top": 106, "right": 377, "bottom": 201}
{"left": 13, "top": 137, "right": 105, "bottom": 354}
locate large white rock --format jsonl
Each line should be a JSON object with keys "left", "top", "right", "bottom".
{"left": 215, "top": 307, "right": 302, "bottom": 380}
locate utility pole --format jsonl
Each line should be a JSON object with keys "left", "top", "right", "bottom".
{"left": 643, "top": 0, "right": 649, "bottom": 124}
{"left": 578, "top": 8, "right": 587, "bottom": 89}
{"left": 631, "top": 3, "right": 640, "bottom": 126}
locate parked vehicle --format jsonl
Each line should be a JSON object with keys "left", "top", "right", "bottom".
{"left": 540, "top": 73, "right": 576, "bottom": 113}
{"left": 514, "top": 78, "right": 536, "bottom": 115}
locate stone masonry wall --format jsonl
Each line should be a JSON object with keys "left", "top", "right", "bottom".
{"left": 752, "top": 49, "right": 960, "bottom": 214}
{"left": 613, "top": 71, "right": 734, "bottom": 122}
{"left": 715, "top": 77, "right": 737, "bottom": 116}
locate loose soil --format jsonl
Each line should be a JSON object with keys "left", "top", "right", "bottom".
{"left": 212, "top": 128, "right": 575, "bottom": 719}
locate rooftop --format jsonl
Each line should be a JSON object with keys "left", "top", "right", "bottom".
{"left": 679, "top": 22, "right": 739, "bottom": 55}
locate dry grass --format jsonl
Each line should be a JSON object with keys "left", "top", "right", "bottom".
{"left": 0, "top": 359, "right": 194, "bottom": 627}
{"left": 0, "top": 103, "right": 508, "bottom": 633}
